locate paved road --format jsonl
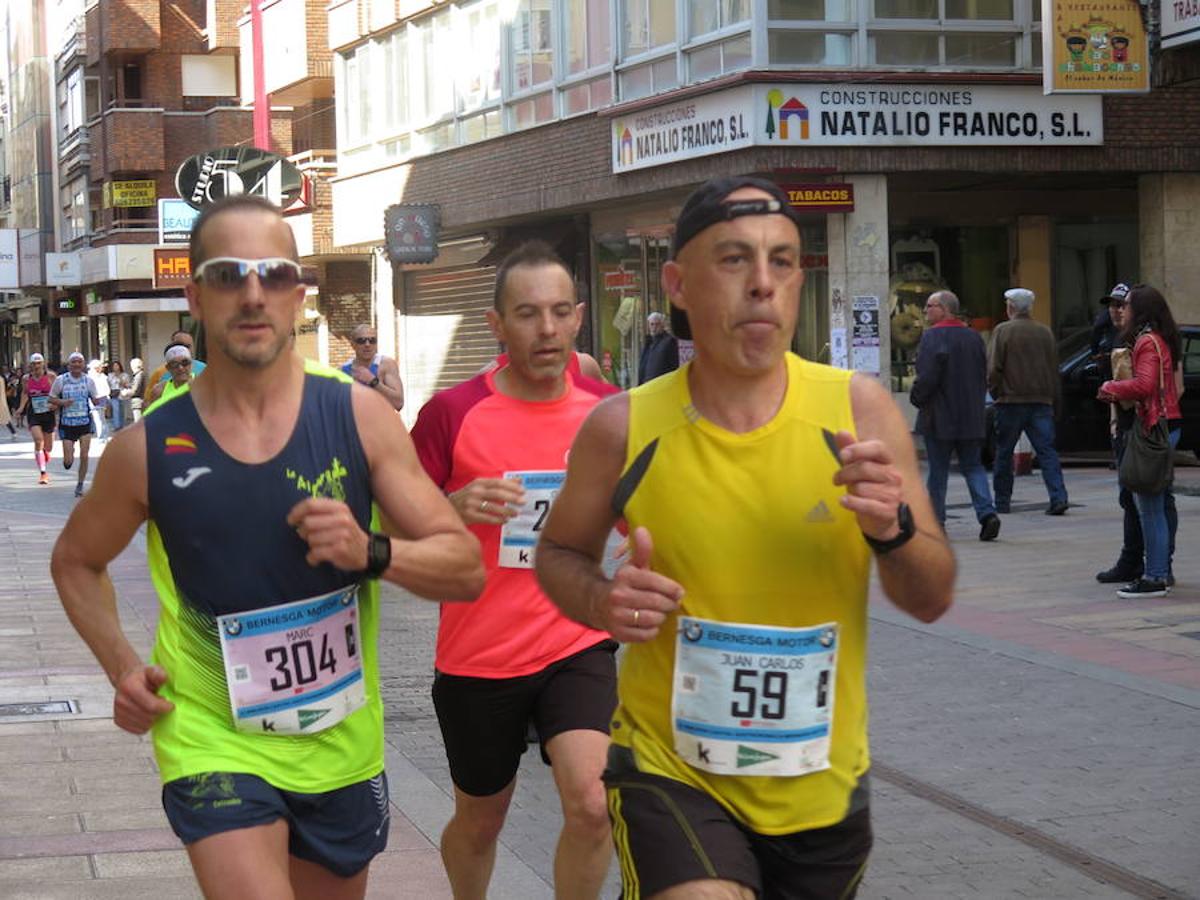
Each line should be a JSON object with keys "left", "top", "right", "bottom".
{"left": 0, "top": 428, "right": 1197, "bottom": 898}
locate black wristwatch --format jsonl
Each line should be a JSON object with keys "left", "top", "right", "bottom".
{"left": 862, "top": 503, "right": 916, "bottom": 555}
{"left": 368, "top": 376, "right": 380, "bottom": 388}
{"left": 365, "top": 532, "right": 391, "bottom": 578}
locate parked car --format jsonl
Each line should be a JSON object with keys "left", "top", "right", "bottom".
{"left": 982, "top": 324, "right": 1199, "bottom": 465}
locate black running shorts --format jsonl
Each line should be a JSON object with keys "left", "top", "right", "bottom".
{"left": 162, "top": 771, "right": 390, "bottom": 878}
{"left": 604, "top": 748, "right": 872, "bottom": 900}
{"left": 26, "top": 412, "right": 55, "bottom": 432}
{"left": 433, "top": 639, "right": 618, "bottom": 797}
{"left": 58, "top": 422, "right": 93, "bottom": 442}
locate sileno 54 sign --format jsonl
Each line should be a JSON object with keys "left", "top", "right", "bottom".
{"left": 175, "top": 148, "right": 305, "bottom": 211}
{"left": 612, "top": 84, "right": 1104, "bottom": 173}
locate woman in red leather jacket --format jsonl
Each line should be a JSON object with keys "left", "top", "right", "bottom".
{"left": 1098, "top": 285, "right": 1183, "bottom": 598}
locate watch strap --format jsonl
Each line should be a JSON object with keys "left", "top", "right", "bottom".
{"left": 366, "top": 531, "right": 391, "bottom": 577}
{"left": 862, "top": 503, "right": 915, "bottom": 555}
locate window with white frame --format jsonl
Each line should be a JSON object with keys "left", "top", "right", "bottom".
{"left": 60, "top": 179, "right": 88, "bottom": 244}
{"left": 511, "top": 0, "right": 554, "bottom": 93}
{"left": 621, "top": 0, "right": 676, "bottom": 58}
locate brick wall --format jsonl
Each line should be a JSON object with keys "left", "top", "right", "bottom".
{"left": 208, "top": 0, "right": 243, "bottom": 49}
{"left": 102, "top": 110, "right": 166, "bottom": 172}
{"left": 320, "top": 259, "right": 372, "bottom": 365}
{"left": 100, "top": 0, "right": 162, "bottom": 53}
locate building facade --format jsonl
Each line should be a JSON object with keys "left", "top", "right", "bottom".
{"left": 326, "top": 0, "right": 1200, "bottom": 423}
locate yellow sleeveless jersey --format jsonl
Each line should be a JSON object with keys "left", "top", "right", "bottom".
{"left": 611, "top": 353, "right": 871, "bottom": 835}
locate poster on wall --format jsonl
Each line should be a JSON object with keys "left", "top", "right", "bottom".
{"left": 851, "top": 296, "right": 881, "bottom": 375}
{"left": 1043, "top": 0, "right": 1150, "bottom": 93}
{"left": 830, "top": 327, "right": 849, "bottom": 369}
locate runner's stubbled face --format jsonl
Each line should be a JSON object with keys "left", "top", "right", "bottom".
{"left": 489, "top": 263, "right": 581, "bottom": 386}
{"left": 186, "top": 210, "right": 304, "bottom": 370}
{"left": 665, "top": 187, "right": 804, "bottom": 377}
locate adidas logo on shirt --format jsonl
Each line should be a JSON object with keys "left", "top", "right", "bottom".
{"left": 805, "top": 500, "right": 835, "bottom": 524}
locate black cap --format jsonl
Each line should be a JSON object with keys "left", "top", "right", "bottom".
{"left": 669, "top": 176, "right": 801, "bottom": 339}
{"left": 1102, "top": 282, "right": 1130, "bottom": 304}
{"left": 671, "top": 176, "right": 800, "bottom": 259}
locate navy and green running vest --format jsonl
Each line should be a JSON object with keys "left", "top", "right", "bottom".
{"left": 143, "top": 361, "right": 384, "bottom": 792}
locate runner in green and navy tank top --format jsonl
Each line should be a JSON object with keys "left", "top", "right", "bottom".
{"left": 49, "top": 195, "right": 483, "bottom": 896}
{"left": 145, "top": 361, "right": 381, "bottom": 792}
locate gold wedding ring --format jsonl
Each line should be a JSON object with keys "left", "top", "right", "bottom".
{"left": 480, "top": 500, "right": 490, "bottom": 513}
{"left": 633, "top": 609, "right": 640, "bottom": 626}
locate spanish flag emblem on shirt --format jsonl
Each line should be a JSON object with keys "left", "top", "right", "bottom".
{"left": 164, "top": 433, "right": 198, "bottom": 455}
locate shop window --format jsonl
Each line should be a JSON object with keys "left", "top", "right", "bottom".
{"left": 593, "top": 233, "right": 672, "bottom": 390}
{"left": 769, "top": 0, "right": 852, "bottom": 20}
{"left": 769, "top": 31, "right": 852, "bottom": 65}
{"left": 872, "top": 32, "right": 939, "bottom": 65}
{"left": 622, "top": 0, "right": 676, "bottom": 58}
{"left": 792, "top": 224, "right": 830, "bottom": 365}
{"left": 1052, "top": 221, "right": 1137, "bottom": 341}
{"left": 888, "top": 227, "right": 1009, "bottom": 392}
{"left": 946, "top": 33, "right": 1017, "bottom": 66}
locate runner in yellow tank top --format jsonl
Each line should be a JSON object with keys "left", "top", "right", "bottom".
{"left": 537, "top": 176, "right": 955, "bottom": 900}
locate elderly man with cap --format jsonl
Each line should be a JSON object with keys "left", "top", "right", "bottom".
{"left": 987, "top": 287, "right": 1069, "bottom": 515}
{"left": 536, "top": 175, "right": 954, "bottom": 899}
{"left": 50, "top": 352, "right": 103, "bottom": 497}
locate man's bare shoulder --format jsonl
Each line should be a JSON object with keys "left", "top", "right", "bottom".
{"left": 849, "top": 374, "right": 906, "bottom": 439}
{"left": 90, "top": 421, "right": 149, "bottom": 507}
{"left": 578, "top": 390, "right": 630, "bottom": 453}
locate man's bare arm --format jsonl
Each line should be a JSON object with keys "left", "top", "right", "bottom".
{"left": 355, "top": 386, "right": 482, "bottom": 599}
{"left": 50, "top": 423, "right": 175, "bottom": 733}
{"left": 377, "top": 357, "right": 405, "bottom": 411}
{"left": 536, "top": 395, "right": 683, "bottom": 642}
{"left": 842, "top": 375, "right": 955, "bottom": 623}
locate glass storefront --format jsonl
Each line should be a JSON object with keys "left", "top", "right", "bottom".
{"left": 593, "top": 231, "right": 671, "bottom": 389}
{"left": 887, "top": 225, "right": 1009, "bottom": 392}
{"left": 1052, "top": 220, "right": 1137, "bottom": 342}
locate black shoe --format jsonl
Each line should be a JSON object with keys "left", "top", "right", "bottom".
{"left": 1116, "top": 578, "right": 1170, "bottom": 599}
{"left": 63, "top": 459, "right": 73, "bottom": 470}
{"left": 1046, "top": 500, "right": 1069, "bottom": 516}
{"left": 995, "top": 501, "right": 1011, "bottom": 514}
{"left": 1097, "top": 565, "right": 1142, "bottom": 584}
{"left": 979, "top": 514, "right": 1001, "bottom": 542}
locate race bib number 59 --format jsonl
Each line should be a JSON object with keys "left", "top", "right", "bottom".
{"left": 672, "top": 617, "right": 838, "bottom": 777}
{"left": 217, "top": 586, "right": 365, "bottom": 735}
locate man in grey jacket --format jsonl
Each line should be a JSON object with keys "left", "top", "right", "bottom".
{"left": 988, "top": 288, "right": 1069, "bottom": 515}
{"left": 911, "top": 290, "right": 1000, "bottom": 540}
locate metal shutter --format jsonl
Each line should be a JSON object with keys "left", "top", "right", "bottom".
{"left": 401, "top": 264, "right": 498, "bottom": 417}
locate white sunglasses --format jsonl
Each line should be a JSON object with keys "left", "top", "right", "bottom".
{"left": 193, "top": 257, "right": 304, "bottom": 290}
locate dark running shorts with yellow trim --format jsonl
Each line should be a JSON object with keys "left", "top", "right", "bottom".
{"left": 604, "top": 749, "right": 871, "bottom": 899}
{"left": 162, "top": 770, "right": 390, "bottom": 878}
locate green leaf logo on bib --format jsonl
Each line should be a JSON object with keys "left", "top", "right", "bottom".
{"left": 737, "top": 745, "right": 780, "bottom": 768}
{"left": 298, "top": 708, "right": 331, "bottom": 730}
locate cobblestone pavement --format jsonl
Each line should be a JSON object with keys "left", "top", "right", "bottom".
{"left": 0, "top": 429, "right": 1197, "bottom": 898}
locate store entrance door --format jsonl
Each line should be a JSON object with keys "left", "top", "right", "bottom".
{"left": 593, "top": 232, "right": 671, "bottom": 389}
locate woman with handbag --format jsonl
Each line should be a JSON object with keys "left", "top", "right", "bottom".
{"left": 1098, "top": 285, "right": 1183, "bottom": 599}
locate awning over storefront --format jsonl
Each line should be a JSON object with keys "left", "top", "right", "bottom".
{"left": 86, "top": 295, "right": 189, "bottom": 316}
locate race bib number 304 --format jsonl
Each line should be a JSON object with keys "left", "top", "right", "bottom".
{"left": 499, "top": 470, "right": 564, "bottom": 569}
{"left": 218, "top": 586, "right": 365, "bottom": 735}
{"left": 672, "top": 617, "right": 837, "bottom": 777}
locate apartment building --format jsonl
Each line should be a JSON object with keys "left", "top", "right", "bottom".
{"left": 326, "top": 0, "right": 1200, "bottom": 421}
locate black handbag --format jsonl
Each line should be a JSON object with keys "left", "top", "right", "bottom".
{"left": 1118, "top": 335, "right": 1173, "bottom": 495}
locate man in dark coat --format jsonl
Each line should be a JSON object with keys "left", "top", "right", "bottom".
{"left": 910, "top": 290, "right": 1001, "bottom": 541}
{"left": 638, "top": 311, "right": 679, "bottom": 384}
